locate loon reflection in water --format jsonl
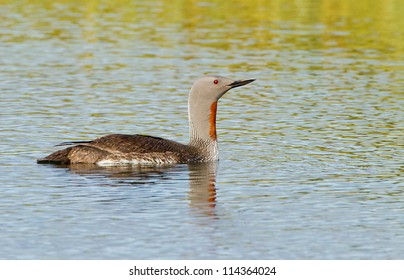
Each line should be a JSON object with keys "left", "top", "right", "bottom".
{"left": 58, "top": 162, "right": 218, "bottom": 217}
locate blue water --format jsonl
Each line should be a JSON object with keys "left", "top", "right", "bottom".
{"left": 1, "top": 0, "right": 403, "bottom": 259}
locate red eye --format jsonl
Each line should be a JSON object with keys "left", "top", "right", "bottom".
{"left": 213, "top": 79, "right": 219, "bottom": 84}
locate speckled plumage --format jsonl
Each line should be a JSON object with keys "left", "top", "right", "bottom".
{"left": 37, "top": 134, "right": 203, "bottom": 165}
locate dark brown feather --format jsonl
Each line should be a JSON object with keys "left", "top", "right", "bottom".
{"left": 88, "top": 134, "right": 189, "bottom": 154}
{"left": 37, "top": 147, "right": 73, "bottom": 164}
{"left": 37, "top": 134, "right": 202, "bottom": 164}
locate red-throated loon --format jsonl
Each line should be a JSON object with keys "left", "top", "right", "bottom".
{"left": 37, "top": 76, "right": 255, "bottom": 165}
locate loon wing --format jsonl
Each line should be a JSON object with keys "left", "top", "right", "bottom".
{"left": 37, "top": 134, "right": 195, "bottom": 165}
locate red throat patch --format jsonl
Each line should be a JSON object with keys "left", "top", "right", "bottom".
{"left": 209, "top": 101, "right": 218, "bottom": 140}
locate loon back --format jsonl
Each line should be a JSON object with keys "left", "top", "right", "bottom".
{"left": 37, "top": 134, "right": 201, "bottom": 165}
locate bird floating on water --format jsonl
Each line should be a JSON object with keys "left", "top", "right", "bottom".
{"left": 37, "top": 76, "right": 255, "bottom": 165}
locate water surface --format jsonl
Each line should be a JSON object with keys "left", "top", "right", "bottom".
{"left": 1, "top": 0, "right": 403, "bottom": 259}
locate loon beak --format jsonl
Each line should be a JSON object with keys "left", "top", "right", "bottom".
{"left": 228, "top": 79, "right": 255, "bottom": 89}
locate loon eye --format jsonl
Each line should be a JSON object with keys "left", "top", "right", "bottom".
{"left": 213, "top": 79, "right": 219, "bottom": 84}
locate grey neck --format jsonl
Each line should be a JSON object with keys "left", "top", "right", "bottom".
{"left": 187, "top": 90, "right": 219, "bottom": 161}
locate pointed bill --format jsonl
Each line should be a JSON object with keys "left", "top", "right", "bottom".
{"left": 228, "top": 79, "right": 255, "bottom": 89}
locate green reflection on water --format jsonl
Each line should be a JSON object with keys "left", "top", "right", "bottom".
{"left": 1, "top": 0, "right": 404, "bottom": 55}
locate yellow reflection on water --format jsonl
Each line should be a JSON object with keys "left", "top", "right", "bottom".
{"left": 2, "top": 0, "right": 403, "bottom": 57}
